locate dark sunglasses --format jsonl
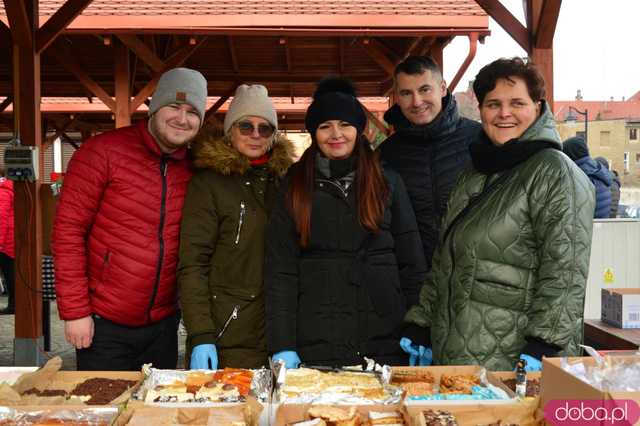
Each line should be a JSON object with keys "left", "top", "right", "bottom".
{"left": 236, "top": 121, "right": 275, "bottom": 138}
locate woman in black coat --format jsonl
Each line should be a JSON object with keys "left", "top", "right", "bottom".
{"left": 265, "top": 78, "right": 427, "bottom": 368}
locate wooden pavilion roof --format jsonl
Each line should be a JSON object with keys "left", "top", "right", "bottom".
{"left": 0, "top": 0, "right": 489, "bottom": 132}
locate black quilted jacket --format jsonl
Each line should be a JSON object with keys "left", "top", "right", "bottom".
{"left": 378, "top": 93, "right": 480, "bottom": 270}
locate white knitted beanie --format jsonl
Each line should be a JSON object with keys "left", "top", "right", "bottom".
{"left": 224, "top": 84, "right": 278, "bottom": 134}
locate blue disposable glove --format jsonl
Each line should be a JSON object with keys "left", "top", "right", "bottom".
{"left": 519, "top": 354, "right": 542, "bottom": 372}
{"left": 272, "top": 350, "right": 301, "bottom": 369}
{"left": 400, "top": 337, "right": 432, "bottom": 366}
{"left": 190, "top": 344, "right": 218, "bottom": 370}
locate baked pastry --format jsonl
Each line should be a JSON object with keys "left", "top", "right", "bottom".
{"left": 501, "top": 378, "right": 540, "bottom": 397}
{"left": 420, "top": 410, "right": 458, "bottom": 426}
{"left": 289, "top": 419, "right": 327, "bottom": 426}
{"left": 439, "top": 374, "right": 480, "bottom": 395}
{"left": 283, "top": 368, "right": 386, "bottom": 400}
{"left": 308, "top": 406, "right": 359, "bottom": 426}
{"left": 368, "top": 411, "right": 404, "bottom": 426}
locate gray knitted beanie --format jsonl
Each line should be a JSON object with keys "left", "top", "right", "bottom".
{"left": 148, "top": 68, "right": 207, "bottom": 125}
{"left": 224, "top": 84, "right": 278, "bottom": 134}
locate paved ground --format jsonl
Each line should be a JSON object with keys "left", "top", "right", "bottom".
{"left": 0, "top": 295, "right": 187, "bottom": 369}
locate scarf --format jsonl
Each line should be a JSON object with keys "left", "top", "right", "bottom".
{"left": 469, "top": 133, "right": 560, "bottom": 175}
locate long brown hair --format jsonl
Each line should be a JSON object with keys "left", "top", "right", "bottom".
{"left": 287, "top": 135, "right": 389, "bottom": 247}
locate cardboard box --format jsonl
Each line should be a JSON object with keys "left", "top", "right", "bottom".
{"left": 602, "top": 288, "right": 640, "bottom": 328}
{"left": 540, "top": 356, "right": 640, "bottom": 424}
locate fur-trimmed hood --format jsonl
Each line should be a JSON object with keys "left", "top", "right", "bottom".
{"left": 191, "top": 130, "right": 294, "bottom": 177}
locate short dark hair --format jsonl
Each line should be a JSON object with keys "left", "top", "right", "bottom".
{"left": 394, "top": 55, "right": 442, "bottom": 79}
{"left": 473, "top": 57, "right": 546, "bottom": 105}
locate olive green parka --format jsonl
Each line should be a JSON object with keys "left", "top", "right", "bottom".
{"left": 406, "top": 105, "right": 595, "bottom": 370}
{"left": 178, "top": 130, "right": 294, "bottom": 368}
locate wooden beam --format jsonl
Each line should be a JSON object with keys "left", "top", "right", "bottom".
{"left": 417, "top": 37, "right": 437, "bottom": 56}
{"left": 117, "top": 34, "right": 164, "bottom": 73}
{"left": 49, "top": 42, "right": 116, "bottom": 111}
{"left": 283, "top": 37, "right": 292, "bottom": 73}
{"left": 475, "top": 0, "right": 531, "bottom": 52}
{"left": 227, "top": 36, "right": 239, "bottom": 73}
{"left": 12, "top": 0, "right": 45, "bottom": 366}
{"left": 338, "top": 38, "right": 345, "bottom": 74}
{"left": 3, "top": 0, "right": 33, "bottom": 48}
{"left": 532, "top": 47, "right": 553, "bottom": 108}
{"left": 114, "top": 39, "right": 131, "bottom": 128}
{"left": 130, "top": 37, "right": 207, "bottom": 112}
{"left": 535, "top": 0, "right": 561, "bottom": 49}
{"left": 361, "top": 38, "right": 397, "bottom": 76}
{"left": 448, "top": 33, "right": 479, "bottom": 93}
{"left": 36, "top": 0, "right": 94, "bottom": 53}
{"left": 204, "top": 85, "right": 237, "bottom": 124}
{"left": 400, "top": 37, "right": 423, "bottom": 61}
{"left": 0, "top": 18, "right": 11, "bottom": 42}
{"left": 0, "top": 95, "right": 13, "bottom": 113}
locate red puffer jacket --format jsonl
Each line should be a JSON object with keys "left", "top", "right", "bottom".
{"left": 53, "top": 119, "right": 193, "bottom": 326}
{"left": 0, "top": 178, "right": 14, "bottom": 258}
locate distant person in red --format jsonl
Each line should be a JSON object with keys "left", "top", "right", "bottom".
{"left": 52, "top": 68, "right": 206, "bottom": 371}
{"left": 0, "top": 169, "right": 14, "bottom": 315}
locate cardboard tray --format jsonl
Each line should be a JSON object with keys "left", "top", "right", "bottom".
{"left": 274, "top": 402, "right": 409, "bottom": 426}
{"left": 115, "top": 397, "right": 263, "bottom": 426}
{"left": 392, "top": 365, "right": 515, "bottom": 405}
{"left": 407, "top": 399, "right": 541, "bottom": 426}
{"left": 0, "top": 357, "right": 143, "bottom": 406}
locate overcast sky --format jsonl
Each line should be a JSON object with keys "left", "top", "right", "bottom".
{"left": 443, "top": 0, "right": 639, "bottom": 101}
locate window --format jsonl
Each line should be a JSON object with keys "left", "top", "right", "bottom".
{"left": 636, "top": 153, "right": 640, "bottom": 165}
{"left": 624, "top": 152, "right": 630, "bottom": 173}
{"left": 631, "top": 128, "right": 638, "bottom": 140}
{"left": 600, "top": 131, "right": 611, "bottom": 147}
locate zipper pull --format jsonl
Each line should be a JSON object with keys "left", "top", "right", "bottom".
{"left": 231, "top": 305, "right": 239, "bottom": 319}
{"left": 235, "top": 201, "right": 246, "bottom": 245}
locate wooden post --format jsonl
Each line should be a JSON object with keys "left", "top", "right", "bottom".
{"left": 531, "top": 48, "right": 553, "bottom": 109}
{"left": 11, "top": 0, "right": 45, "bottom": 366}
{"left": 114, "top": 39, "right": 131, "bottom": 128}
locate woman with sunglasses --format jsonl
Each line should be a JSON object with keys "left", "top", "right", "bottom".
{"left": 178, "top": 84, "right": 293, "bottom": 369}
{"left": 265, "top": 78, "right": 427, "bottom": 368}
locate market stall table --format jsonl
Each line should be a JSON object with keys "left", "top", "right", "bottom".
{"left": 583, "top": 319, "right": 640, "bottom": 350}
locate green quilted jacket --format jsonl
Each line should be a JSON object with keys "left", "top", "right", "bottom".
{"left": 406, "top": 105, "right": 595, "bottom": 370}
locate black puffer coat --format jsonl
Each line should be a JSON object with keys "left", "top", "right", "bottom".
{"left": 265, "top": 157, "right": 427, "bottom": 367}
{"left": 378, "top": 94, "right": 480, "bottom": 269}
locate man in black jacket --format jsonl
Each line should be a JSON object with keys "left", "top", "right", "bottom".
{"left": 379, "top": 56, "right": 480, "bottom": 270}
{"left": 378, "top": 56, "right": 480, "bottom": 364}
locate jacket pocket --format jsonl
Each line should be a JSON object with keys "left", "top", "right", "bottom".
{"left": 297, "top": 268, "right": 330, "bottom": 346}
{"left": 363, "top": 262, "right": 404, "bottom": 318}
{"left": 210, "top": 286, "right": 264, "bottom": 350}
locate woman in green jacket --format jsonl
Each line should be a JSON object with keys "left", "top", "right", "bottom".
{"left": 178, "top": 84, "right": 293, "bottom": 369}
{"left": 406, "top": 58, "right": 595, "bottom": 371}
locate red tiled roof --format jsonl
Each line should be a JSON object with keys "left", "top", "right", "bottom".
{"left": 0, "top": 1, "right": 488, "bottom": 30}
{"left": 554, "top": 101, "right": 640, "bottom": 122}
{"left": 14, "top": 1, "right": 485, "bottom": 16}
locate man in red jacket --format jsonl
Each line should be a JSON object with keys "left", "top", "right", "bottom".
{"left": 0, "top": 172, "right": 14, "bottom": 315}
{"left": 52, "top": 67, "right": 206, "bottom": 370}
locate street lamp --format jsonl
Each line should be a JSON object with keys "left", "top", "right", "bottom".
{"left": 564, "top": 106, "right": 588, "bottom": 144}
